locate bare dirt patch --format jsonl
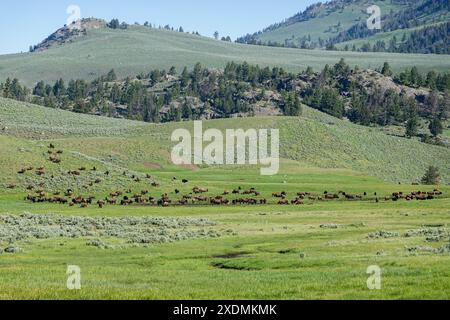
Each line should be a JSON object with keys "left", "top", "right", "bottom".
{"left": 143, "top": 162, "right": 162, "bottom": 169}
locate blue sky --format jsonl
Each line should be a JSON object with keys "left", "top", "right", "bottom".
{"left": 0, "top": 0, "right": 320, "bottom": 54}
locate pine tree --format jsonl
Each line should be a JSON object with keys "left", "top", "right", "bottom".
{"left": 381, "top": 62, "right": 393, "bottom": 77}
{"left": 106, "top": 69, "right": 117, "bottom": 81}
{"left": 429, "top": 117, "right": 443, "bottom": 137}
{"left": 182, "top": 100, "right": 193, "bottom": 119}
{"left": 107, "top": 19, "right": 120, "bottom": 29}
{"left": 421, "top": 166, "right": 440, "bottom": 185}
{"left": 181, "top": 67, "right": 189, "bottom": 87}
{"left": 405, "top": 116, "right": 419, "bottom": 138}
{"left": 169, "top": 66, "right": 177, "bottom": 76}
{"left": 53, "top": 79, "right": 66, "bottom": 97}
{"left": 33, "top": 81, "right": 46, "bottom": 97}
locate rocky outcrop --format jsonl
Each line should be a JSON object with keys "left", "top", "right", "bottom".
{"left": 31, "top": 18, "right": 106, "bottom": 52}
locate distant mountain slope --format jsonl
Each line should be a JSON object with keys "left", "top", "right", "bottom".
{"left": 237, "top": 0, "right": 449, "bottom": 53}
{"left": 0, "top": 24, "right": 449, "bottom": 87}
{"left": 330, "top": 0, "right": 450, "bottom": 53}
{"left": 237, "top": 0, "right": 408, "bottom": 46}
{"left": 1, "top": 96, "right": 449, "bottom": 183}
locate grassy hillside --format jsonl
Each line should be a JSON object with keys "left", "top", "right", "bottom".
{"left": 1, "top": 97, "right": 449, "bottom": 184}
{"left": 0, "top": 25, "right": 449, "bottom": 87}
{"left": 255, "top": 0, "right": 404, "bottom": 44}
{"left": 241, "top": 0, "right": 449, "bottom": 54}
{"left": 335, "top": 21, "right": 448, "bottom": 50}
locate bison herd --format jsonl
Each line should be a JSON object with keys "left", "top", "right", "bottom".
{"left": 23, "top": 185, "right": 444, "bottom": 209}
{"left": 8, "top": 144, "right": 447, "bottom": 209}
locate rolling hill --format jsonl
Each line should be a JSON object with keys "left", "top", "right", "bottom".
{"left": 0, "top": 22, "right": 449, "bottom": 87}
{"left": 240, "top": 0, "right": 406, "bottom": 45}
{"left": 1, "top": 96, "right": 449, "bottom": 185}
{"left": 238, "top": 0, "right": 449, "bottom": 53}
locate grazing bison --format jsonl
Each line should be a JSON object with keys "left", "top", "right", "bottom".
{"left": 106, "top": 198, "right": 117, "bottom": 205}
{"left": 291, "top": 198, "right": 304, "bottom": 205}
{"left": 345, "top": 194, "right": 356, "bottom": 200}
{"left": 110, "top": 191, "right": 122, "bottom": 197}
{"left": 121, "top": 197, "right": 133, "bottom": 206}
{"left": 233, "top": 198, "right": 258, "bottom": 205}
{"left": 324, "top": 194, "right": 339, "bottom": 200}
{"left": 194, "top": 196, "right": 208, "bottom": 202}
{"left": 177, "top": 199, "right": 188, "bottom": 206}
{"left": 49, "top": 156, "right": 61, "bottom": 164}
{"left": 272, "top": 192, "right": 286, "bottom": 198}
{"left": 193, "top": 187, "right": 208, "bottom": 194}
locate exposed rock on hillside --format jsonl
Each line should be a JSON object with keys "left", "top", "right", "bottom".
{"left": 31, "top": 18, "right": 106, "bottom": 52}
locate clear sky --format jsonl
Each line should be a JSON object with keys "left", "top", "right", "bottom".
{"left": 0, "top": 0, "right": 320, "bottom": 55}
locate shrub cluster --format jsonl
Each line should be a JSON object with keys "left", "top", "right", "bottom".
{"left": 0, "top": 213, "right": 225, "bottom": 248}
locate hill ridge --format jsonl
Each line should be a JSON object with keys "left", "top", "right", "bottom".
{"left": 1, "top": 96, "right": 449, "bottom": 183}
{"left": 1, "top": 25, "right": 449, "bottom": 88}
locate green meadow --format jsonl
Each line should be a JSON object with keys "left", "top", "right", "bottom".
{"left": 0, "top": 97, "right": 449, "bottom": 299}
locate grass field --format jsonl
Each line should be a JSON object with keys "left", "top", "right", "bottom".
{"left": 1, "top": 98, "right": 449, "bottom": 300}
{"left": 1, "top": 166, "right": 449, "bottom": 299}
{"left": 1, "top": 24, "right": 450, "bottom": 87}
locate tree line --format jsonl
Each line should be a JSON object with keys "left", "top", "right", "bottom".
{"left": 1, "top": 61, "right": 448, "bottom": 141}
{"left": 0, "top": 63, "right": 302, "bottom": 123}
